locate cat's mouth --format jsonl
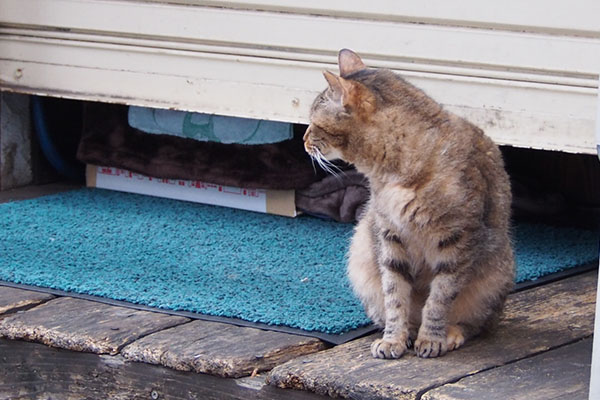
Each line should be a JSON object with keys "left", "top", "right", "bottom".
{"left": 304, "top": 142, "right": 327, "bottom": 159}
{"left": 304, "top": 125, "right": 341, "bottom": 160}
{"left": 304, "top": 126, "right": 344, "bottom": 176}
{"left": 303, "top": 125, "right": 316, "bottom": 153}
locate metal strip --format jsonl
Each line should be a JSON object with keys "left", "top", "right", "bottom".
{"left": 0, "top": 280, "right": 377, "bottom": 345}
{"left": 513, "top": 262, "right": 597, "bottom": 292}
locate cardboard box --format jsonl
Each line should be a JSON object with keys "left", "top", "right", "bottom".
{"left": 86, "top": 165, "right": 297, "bottom": 217}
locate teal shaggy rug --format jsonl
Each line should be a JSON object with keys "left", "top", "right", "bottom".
{"left": 0, "top": 189, "right": 597, "bottom": 340}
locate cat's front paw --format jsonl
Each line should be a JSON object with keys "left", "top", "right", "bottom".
{"left": 414, "top": 336, "right": 447, "bottom": 358}
{"left": 370, "top": 337, "right": 409, "bottom": 359}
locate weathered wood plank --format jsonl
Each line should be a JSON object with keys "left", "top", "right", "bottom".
{"left": 267, "top": 272, "right": 597, "bottom": 400}
{"left": 0, "top": 286, "right": 54, "bottom": 314}
{"left": 122, "top": 319, "right": 327, "bottom": 378}
{"left": 0, "top": 297, "right": 189, "bottom": 355}
{"left": 0, "top": 338, "right": 327, "bottom": 400}
{"left": 422, "top": 338, "right": 592, "bottom": 400}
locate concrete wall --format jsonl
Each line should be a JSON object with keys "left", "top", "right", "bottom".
{"left": 0, "top": 92, "right": 32, "bottom": 190}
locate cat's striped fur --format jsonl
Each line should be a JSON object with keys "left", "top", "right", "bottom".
{"left": 304, "top": 49, "right": 514, "bottom": 359}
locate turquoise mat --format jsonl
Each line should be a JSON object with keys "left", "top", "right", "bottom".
{"left": 0, "top": 189, "right": 597, "bottom": 337}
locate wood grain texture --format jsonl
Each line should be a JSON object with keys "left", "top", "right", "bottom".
{"left": 0, "top": 286, "right": 54, "bottom": 314}
{"left": 0, "top": 297, "right": 189, "bottom": 355}
{"left": 267, "top": 272, "right": 597, "bottom": 400}
{"left": 122, "top": 319, "right": 327, "bottom": 378}
{"left": 422, "top": 338, "right": 592, "bottom": 400}
{"left": 0, "top": 338, "right": 327, "bottom": 400}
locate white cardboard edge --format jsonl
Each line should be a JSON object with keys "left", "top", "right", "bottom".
{"left": 87, "top": 165, "right": 296, "bottom": 217}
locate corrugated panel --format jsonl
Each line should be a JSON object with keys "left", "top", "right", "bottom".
{"left": 0, "top": 0, "right": 598, "bottom": 153}
{"left": 142, "top": 0, "right": 600, "bottom": 37}
{"left": 185, "top": 1, "right": 600, "bottom": 36}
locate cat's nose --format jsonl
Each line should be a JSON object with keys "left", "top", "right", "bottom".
{"left": 303, "top": 125, "right": 312, "bottom": 141}
{"left": 304, "top": 140, "right": 312, "bottom": 154}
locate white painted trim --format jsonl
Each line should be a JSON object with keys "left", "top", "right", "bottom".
{"left": 0, "top": 0, "right": 598, "bottom": 77}
{"left": 590, "top": 84, "right": 600, "bottom": 400}
{"left": 0, "top": 0, "right": 599, "bottom": 153}
{"left": 132, "top": 0, "right": 600, "bottom": 36}
{"left": 1, "top": 27, "right": 596, "bottom": 89}
{"left": 0, "top": 34, "right": 596, "bottom": 154}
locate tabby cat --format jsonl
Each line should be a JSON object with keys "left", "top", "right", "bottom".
{"left": 304, "top": 49, "right": 514, "bottom": 359}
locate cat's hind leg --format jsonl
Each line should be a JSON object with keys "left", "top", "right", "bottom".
{"left": 448, "top": 274, "right": 512, "bottom": 344}
{"left": 445, "top": 251, "right": 514, "bottom": 352}
{"left": 347, "top": 212, "right": 386, "bottom": 327}
{"left": 446, "top": 324, "right": 465, "bottom": 351}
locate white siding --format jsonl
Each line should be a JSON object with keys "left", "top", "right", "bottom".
{"left": 0, "top": 0, "right": 598, "bottom": 153}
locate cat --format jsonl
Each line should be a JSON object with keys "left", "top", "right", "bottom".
{"left": 304, "top": 49, "right": 515, "bottom": 359}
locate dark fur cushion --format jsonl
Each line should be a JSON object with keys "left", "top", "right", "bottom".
{"left": 296, "top": 169, "right": 369, "bottom": 222}
{"left": 77, "top": 103, "right": 323, "bottom": 190}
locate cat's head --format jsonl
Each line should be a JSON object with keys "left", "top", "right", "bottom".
{"left": 304, "top": 49, "right": 380, "bottom": 167}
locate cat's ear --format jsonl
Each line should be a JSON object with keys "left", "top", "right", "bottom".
{"left": 323, "top": 70, "right": 352, "bottom": 105}
{"left": 338, "top": 49, "right": 366, "bottom": 78}
{"left": 323, "top": 70, "right": 343, "bottom": 96}
{"left": 322, "top": 70, "right": 375, "bottom": 115}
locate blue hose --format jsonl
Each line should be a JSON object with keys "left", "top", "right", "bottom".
{"left": 31, "top": 96, "right": 84, "bottom": 181}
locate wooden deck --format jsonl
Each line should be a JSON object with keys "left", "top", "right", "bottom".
{"left": 0, "top": 184, "right": 596, "bottom": 399}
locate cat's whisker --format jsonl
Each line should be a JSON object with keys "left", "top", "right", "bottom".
{"left": 313, "top": 148, "right": 345, "bottom": 180}
{"left": 309, "top": 154, "right": 317, "bottom": 174}
{"left": 314, "top": 155, "right": 334, "bottom": 176}
{"left": 326, "top": 160, "right": 345, "bottom": 175}
{"left": 312, "top": 150, "right": 345, "bottom": 182}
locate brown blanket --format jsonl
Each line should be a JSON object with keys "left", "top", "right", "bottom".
{"left": 296, "top": 169, "right": 369, "bottom": 223}
{"left": 77, "top": 103, "right": 323, "bottom": 190}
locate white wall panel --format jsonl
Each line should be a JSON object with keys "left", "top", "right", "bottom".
{"left": 0, "top": 0, "right": 598, "bottom": 153}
